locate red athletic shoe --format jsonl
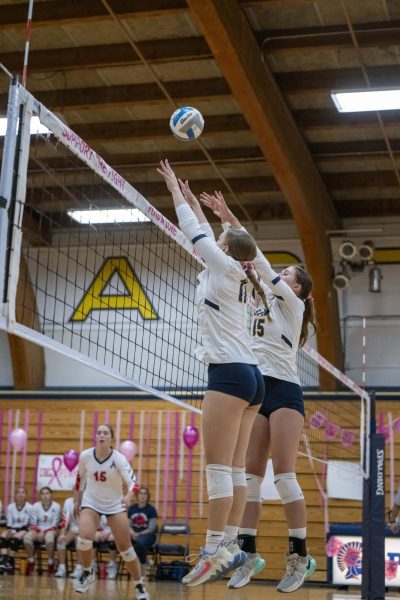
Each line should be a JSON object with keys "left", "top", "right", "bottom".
{"left": 47, "top": 563, "right": 55, "bottom": 576}
{"left": 26, "top": 561, "right": 35, "bottom": 575}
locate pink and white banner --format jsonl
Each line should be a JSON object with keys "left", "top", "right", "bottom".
{"left": 37, "top": 454, "right": 77, "bottom": 491}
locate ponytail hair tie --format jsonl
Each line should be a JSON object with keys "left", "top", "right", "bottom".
{"left": 240, "top": 261, "right": 255, "bottom": 271}
{"left": 305, "top": 294, "right": 313, "bottom": 302}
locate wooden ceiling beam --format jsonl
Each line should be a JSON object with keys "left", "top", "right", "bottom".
{"left": 258, "top": 21, "right": 400, "bottom": 52}
{"left": 25, "top": 170, "right": 400, "bottom": 209}
{"left": 277, "top": 65, "right": 400, "bottom": 93}
{"left": 0, "top": 0, "right": 330, "bottom": 29}
{"left": 0, "top": 79, "right": 230, "bottom": 113}
{"left": 2, "top": 38, "right": 211, "bottom": 74}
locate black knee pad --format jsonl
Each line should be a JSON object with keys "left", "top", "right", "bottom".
{"left": 108, "top": 540, "right": 116, "bottom": 551}
{"left": 0, "top": 537, "right": 9, "bottom": 549}
{"left": 9, "top": 538, "right": 22, "bottom": 552}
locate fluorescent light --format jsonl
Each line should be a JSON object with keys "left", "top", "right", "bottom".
{"left": 0, "top": 116, "right": 49, "bottom": 136}
{"left": 68, "top": 208, "right": 150, "bottom": 224}
{"left": 331, "top": 88, "right": 400, "bottom": 112}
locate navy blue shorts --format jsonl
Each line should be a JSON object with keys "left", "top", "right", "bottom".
{"left": 258, "top": 376, "right": 304, "bottom": 418}
{"left": 207, "top": 363, "right": 264, "bottom": 406}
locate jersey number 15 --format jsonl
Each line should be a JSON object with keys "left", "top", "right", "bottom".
{"left": 94, "top": 471, "right": 107, "bottom": 482}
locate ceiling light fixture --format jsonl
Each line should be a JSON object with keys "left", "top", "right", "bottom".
{"left": 68, "top": 208, "right": 150, "bottom": 225}
{"left": 331, "top": 88, "right": 400, "bottom": 113}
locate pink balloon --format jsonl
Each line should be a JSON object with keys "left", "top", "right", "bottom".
{"left": 183, "top": 425, "right": 199, "bottom": 450}
{"left": 9, "top": 428, "right": 27, "bottom": 452}
{"left": 119, "top": 440, "right": 137, "bottom": 462}
{"left": 63, "top": 449, "right": 79, "bottom": 472}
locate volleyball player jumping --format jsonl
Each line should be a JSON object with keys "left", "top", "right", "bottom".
{"left": 200, "top": 191, "right": 317, "bottom": 593}
{"left": 158, "top": 159, "right": 267, "bottom": 587}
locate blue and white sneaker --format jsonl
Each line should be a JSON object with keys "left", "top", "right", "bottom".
{"left": 227, "top": 552, "right": 266, "bottom": 588}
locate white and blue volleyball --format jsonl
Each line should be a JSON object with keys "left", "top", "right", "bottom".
{"left": 169, "top": 106, "right": 204, "bottom": 142}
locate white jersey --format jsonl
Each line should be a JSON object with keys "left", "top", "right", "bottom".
{"left": 30, "top": 500, "right": 61, "bottom": 532}
{"left": 176, "top": 205, "right": 258, "bottom": 365}
{"left": 251, "top": 249, "right": 304, "bottom": 385}
{"left": 60, "top": 497, "right": 79, "bottom": 534}
{"left": 76, "top": 448, "right": 137, "bottom": 514}
{"left": 6, "top": 502, "right": 32, "bottom": 529}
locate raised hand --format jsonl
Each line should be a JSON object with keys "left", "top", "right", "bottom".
{"left": 200, "top": 191, "right": 240, "bottom": 228}
{"left": 178, "top": 179, "right": 199, "bottom": 209}
{"left": 157, "top": 159, "right": 180, "bottom": 193}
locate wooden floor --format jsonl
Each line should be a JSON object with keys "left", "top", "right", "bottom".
{"left": 1, "top": 575, "right": 400, "bottom": 600}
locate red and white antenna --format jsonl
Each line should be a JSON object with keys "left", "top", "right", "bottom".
{"left": 22, "top": 0, "right": 35, "bottom": 87}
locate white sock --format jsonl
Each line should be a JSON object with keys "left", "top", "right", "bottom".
{"left": 224, "top": 525, "right": 239, "bottom": 545}
{"left": 239, "top": 528, "right": 257, "bottom": 536}
{"left": 205, "top": 530, "right": 224, "bottom": 553}
{"left": 289, "top": 528, "right": 306, "bottom": 539}
{"left": 48, "top": 559, "right": 54, "bottom": 565}
{"left": 134, "top": 578, "right": 143, "bottom": 586}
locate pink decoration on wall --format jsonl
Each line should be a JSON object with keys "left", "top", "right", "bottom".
{"left": 63, "top": 449, "right": 79, "bottom": 472}
{"left": 172, "top": 412, "right": 179, "bottom": 520}
{"left": 31, "top": 411, "right": 44, "bottom": 502}
{"left": 4, "top": 410, "right": 12, "bottom": 510}
{"left": 19, "top": 410, "right": 30, "bottom": 487}
{"left": 325, "top": 536, "right": 342, "bottom": 557}
{"left": 92, "top": 411, "right": 99, "bottom": 446}
{"left": 183, "top": 425, "right": 199, "bottom": 449}
{"left": 185, "top": 413, "right": 196, "bottom": 522}
{"left": 119, "top": 440, "right": 137, "bottom": 462}
{"left": 162, "top": 412, "right": 172, "bottom": 519}
{"left": 392, "top": 417, "right": 400, "bottom": 433}
{"left": 9, "top": 427, "right": 27, "bottom": 452}
{"left": 385, "top": 560, "right": 398, "bottom": 580}
{"left": 104, "top": 410, "right": 109, "bottom": 425}
{"left": 341, "top": 429, "right": 355, "bottom": 448}
{"left": 129, "top": 412, "right": 135, "bottom": 441}
{"left": 324, "top": 422, "right": 341, "bottom": 441}
{"left": 309, "top": 411, "right": 328, "bottom": 429}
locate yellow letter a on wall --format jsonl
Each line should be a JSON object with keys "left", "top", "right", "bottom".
{"left": 71, "top": 257, "right": 158, "bottom": 322}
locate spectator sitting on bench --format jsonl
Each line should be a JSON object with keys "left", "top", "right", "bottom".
{"left": 0, "top": 487, "right": 32, "bottom": 573}
{"left": 24, "top": 486, "right": 61, "bottom": 576}
{"left": 55, "top": 495, "right": 81, "bottom": 578}
{"left": 128, "top": 487, "right": 158, "bottom": 576}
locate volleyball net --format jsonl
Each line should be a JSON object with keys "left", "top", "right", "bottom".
{"left": 0, "top": 81, "right": 369, "bottom": 474}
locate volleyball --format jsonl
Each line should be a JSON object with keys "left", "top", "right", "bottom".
{"left": 169, "top": 106, "right": 204, "bottom": 142}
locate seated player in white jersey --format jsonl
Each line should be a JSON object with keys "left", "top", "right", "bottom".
{"left": 387, "top": 485, "right": 400, "bottom": 533}
{"left": 73, "top": 424, "right": 150, "bottom": 600}
{"left": 0, "top": 486, "right": 32, "bottom": 573}
{"left": 24, "top": 486, "right": 61, "bottom": 576}
{"left": 200, "top": 191, "right": 317, "bottom": 593}
{"left": 158, "top": 160, "right": 268, "bottom": 587}
{"left": 55, "top": 495, "right": 81, "bottom": 578}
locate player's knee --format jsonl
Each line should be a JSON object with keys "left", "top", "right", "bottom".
{"left": 274, "top": 472, "right": 304, "bottom": 504}
{"left": 9, "top": 538, "right": 21, "bottom": 552}
{"left": 246, "top": 473, "right": 263, "bottom": 502}
{"left": 120, "top": 546, "right": 136, "bottom": 562}
{"left": 0, "top": 537, "right": 9, "bottom": 549}
{"left": 76, "top": 537, "right": 93, "bottom": 552}
{"left": 206, "top": 464, "right": 233, "bottom": 500}
{"left": 57, "top": 537, "right": 66, "bottom": 550}
{"left": 232, "top": 466, "right": 247, "bottom": 487}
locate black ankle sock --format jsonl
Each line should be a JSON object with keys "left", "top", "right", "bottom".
{"left": 289, "top": 536, "right": 307, "bottom": 557}
{"left": 238, "top": 534, "right": 256, "bottom": 554}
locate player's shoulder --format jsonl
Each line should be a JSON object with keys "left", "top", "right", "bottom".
{"left": 113, "top": 449, "right": 130, "bottom": 465}
{"left": 80, "top": 447, "right": 95, "bottom": 461}
{"left": 7, "top": 502, "right": 16, "bottom": 511}
{"left": 25, "top": 502, "right": 33, "bottom": 510}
